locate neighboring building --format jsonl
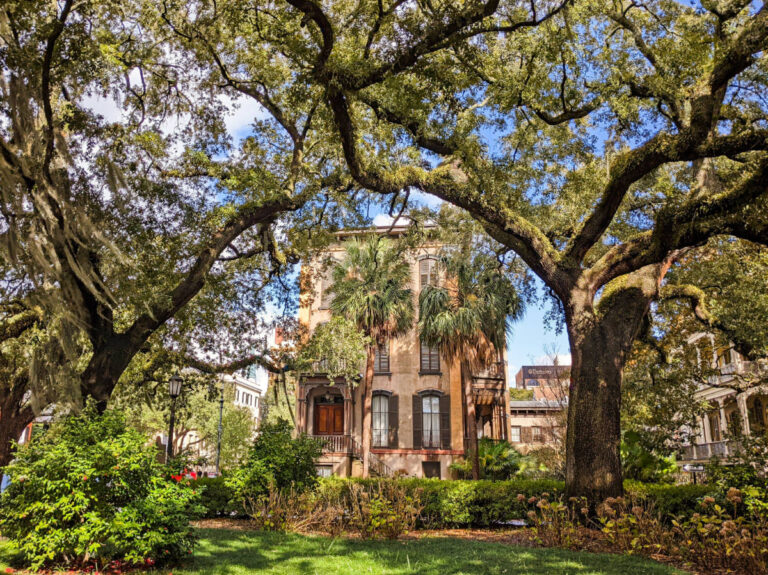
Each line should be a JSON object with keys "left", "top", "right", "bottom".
{"left": 157, "top": 369, "right": 267, "bottom": 469}
{"left": 678, "top": 334, "right": 768, "bottom": 463}
{"left": 296, "top": 226, "right": 509, "bottom": 479}
{"left": 508, "top": 365, "right": 569, "bottom": 453}
{"left": 231, "top": 371, "right": 268, "bottom": 422}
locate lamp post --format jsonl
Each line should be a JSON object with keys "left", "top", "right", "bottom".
{"left": 166, "top": 374, "right": 183, "bottom": 463}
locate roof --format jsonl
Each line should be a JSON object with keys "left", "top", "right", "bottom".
{"left": 509, "top": 399, "right": 567, "bottom": 410}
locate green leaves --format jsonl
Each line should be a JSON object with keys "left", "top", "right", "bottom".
{"left": 0, "top": 404, "right": 203, "bottom": 569}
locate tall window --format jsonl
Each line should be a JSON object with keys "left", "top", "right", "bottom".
{"left": 420, "top": 341, "right": 440, "bottom": 373}
{"left": 531, "top": 426, "right": 543, "bottom": 443}
{"left": 374, "top": 341, "right": 390, "bottom": 373}
{"left": 422, "top": 394, "right": 441, "bottom": 448}
{"left": 419, "top": 257, "right": 438, "bottom": 290}
{"left": 708, "top": 412, "right": 722, "bottom": 442}
{"left": 510, "top": 426, "right": 521, "bottom": 443}
{"left": 372, "top": 394, "right": 390, "bottom": 447}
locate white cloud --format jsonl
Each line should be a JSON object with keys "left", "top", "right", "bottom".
{"left": 220, "top": 94, "right": 267, "bottom": 142}
{"left": 533, "top": 353, "right": 572, "bottom": 366}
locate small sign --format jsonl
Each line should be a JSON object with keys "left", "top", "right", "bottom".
{"left": 682, "top": 464, "right": 705, "bottom": 473}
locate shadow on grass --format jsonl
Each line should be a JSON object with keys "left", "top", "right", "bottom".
{"left": 175, "top": 528, "right": 686, "bottom": 575}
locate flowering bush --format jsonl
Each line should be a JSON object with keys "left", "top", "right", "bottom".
{"left": 0, "top": 406, "right": 203, "bottom": 570}
{"left": 518, "top": 489, "right": 768, "bottom": 574}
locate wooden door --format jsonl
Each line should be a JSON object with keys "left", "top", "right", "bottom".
{"left": 315, "top": 404, "right": 344, "bottom": 435}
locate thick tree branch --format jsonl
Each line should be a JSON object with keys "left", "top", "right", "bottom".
{"left": 660, "top": 283, "right": 762, "bottom": 359}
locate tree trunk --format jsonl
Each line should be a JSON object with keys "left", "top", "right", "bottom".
{"left": 360, "top": 345, "right": 376, "bottom": 478}
{"left": 79, "top": 333, "right": 142, "bottom": 412}
{"left": 461, "top": 359, "right": 480, "bottom": 480}
{"left": 0, "top": 399, "right": 34, "bottom": 469}
{"left": 564, "top": 277, "right": 659, "bottom": 501}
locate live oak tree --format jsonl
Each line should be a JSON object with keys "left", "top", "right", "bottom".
{"left": 0, "top": 0, "right": 357, "bottom": 413}
{"left": 204, "top": 0, "right": 768, "bottom": 499}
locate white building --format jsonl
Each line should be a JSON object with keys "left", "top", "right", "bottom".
{"left": 679, "top": 334, "right": 768, "bottom": 463}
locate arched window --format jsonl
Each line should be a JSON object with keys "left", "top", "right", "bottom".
{"left": 422, "top": 394, "right": 441, "bottom": 448}
{"left": 372, "top": 392, "right": 390, "bottom": 448}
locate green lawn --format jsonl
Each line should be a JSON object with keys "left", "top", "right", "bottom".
{"left": 0, "top": 528, "right": 687, "bottom": 574}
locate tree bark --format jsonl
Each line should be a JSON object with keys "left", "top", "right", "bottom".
{"left": 0, "top": 392, "right": 34, "bottom": 469}
{"left": 360, "top": 345, "right": 376, "bottom": 478}
{"left": 564, "top": 276, "right": 659, "bottom": 501}
{"left": 461, "top": 359, "right": 480, "bottom": 480}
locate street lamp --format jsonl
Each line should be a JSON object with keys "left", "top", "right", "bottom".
{"left": 166, "top": 374, "right": 183, "bottom": 463}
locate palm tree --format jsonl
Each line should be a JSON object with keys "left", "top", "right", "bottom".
{"left": 329, "top": 235, "right": 414, "bottom": 478}
{"left": 419, "top": 249, "right": 522, "bottom": 479}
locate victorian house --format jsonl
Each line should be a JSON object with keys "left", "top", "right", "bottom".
{"left": 295, "top": 226, "right": 509, "bottom": 478}
{"left": 678, "top": 334, "right": 768, "bottom": 464}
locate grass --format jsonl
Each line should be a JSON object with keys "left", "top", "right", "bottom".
{"left": 0, "top": 528, "right": 687, "bottom": 575}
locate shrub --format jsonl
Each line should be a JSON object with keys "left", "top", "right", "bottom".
{"left": 449, "top": 438, "right": 524, "bottom": 481}
{"left": 193, "top": 476, "right": 243, "bottom": 518}
{"left": 345, "top": 480, "right": 422, "bottom": 539}
{"left": 227, "top": 418, "right": 323, "bottom": 505}
{"left": 0, "top": 406, "right": 202, "bottom": 571}
{"left": 624, "top": 480, "right": 715, "bottom": 519}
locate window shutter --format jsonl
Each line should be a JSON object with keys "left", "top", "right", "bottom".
{"left": 521, "top": 426, "right": 532, "bottom": 443}
{"left": 419, "top": 259, "right": 430, "bottom": 289}
{"left": 388, "top": 394, "right": 399, "bottom": 448}
{"left": 439, "top": 394, "right": 451, "bottom": 449}
{"left": 412, "top": 395, "right": 422, "bottom": 449}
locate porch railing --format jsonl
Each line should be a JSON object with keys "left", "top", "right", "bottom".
{"left": 680, "top": 440, "right": 736, "bottom": 461}
{"left": 314, "top": 434, "right": 351, "bottom": 453}
{"left": 312, "top": 434, "right": 393, "bottom": 477}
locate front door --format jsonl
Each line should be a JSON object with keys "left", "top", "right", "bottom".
{"left": 315, "top": 404, "right": 344, "bottom": 435}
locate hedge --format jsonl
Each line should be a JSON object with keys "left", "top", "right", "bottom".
{"left": 319, "top": 478, "right": 715, "bottom": 527}
{"left": 198, "top": 475, "right": 716, "bottom": 527}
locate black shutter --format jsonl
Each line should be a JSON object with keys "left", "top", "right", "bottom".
{"left": 439, "top": 394, "right": 451, "bottom": 449}
{"left": 388, "top": 394, "right": 399, "bottom": 448}
{"left": 412, "top": 395, "right": 422, "bottom": 449}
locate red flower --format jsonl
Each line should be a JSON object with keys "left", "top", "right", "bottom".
{"left": 5, "top": 567, "right": 16, "bottom": 573}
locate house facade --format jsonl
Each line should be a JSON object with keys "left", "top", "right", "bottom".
{"left": 678, "top": 334, "right": 768, "bottom": 463}
{"left": 295, "top": 227, "right": 509, "bottom": 479}
{"left": 508, "top": 365, "right": 569, "bottom": 453}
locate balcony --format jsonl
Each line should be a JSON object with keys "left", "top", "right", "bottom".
{"left": 680, "top": 440, "right": 735, "bottom": 461}
{"left": 472, "top": 361, "right": 506, "bottom": 381}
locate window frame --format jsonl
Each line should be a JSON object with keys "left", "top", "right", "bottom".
{"left": 531, "top": 426, "right": 543, "bottom": 443}
{"left": 372, "top": 392, "right": 390, "bottom": 448}
{"left": 421, "top": 393, "right": 442, "bottom": 448}
{"left": 374, "top": 340, "right": 390, "bottom": 374}
{"left": 510, "top": 426, "right": 522, "bottom": 443}
{"left": 420, "top": 341, "right": 441, "bottom": 374}
{"left": 419, "top": 256, "right": 439, "bottom": 290}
